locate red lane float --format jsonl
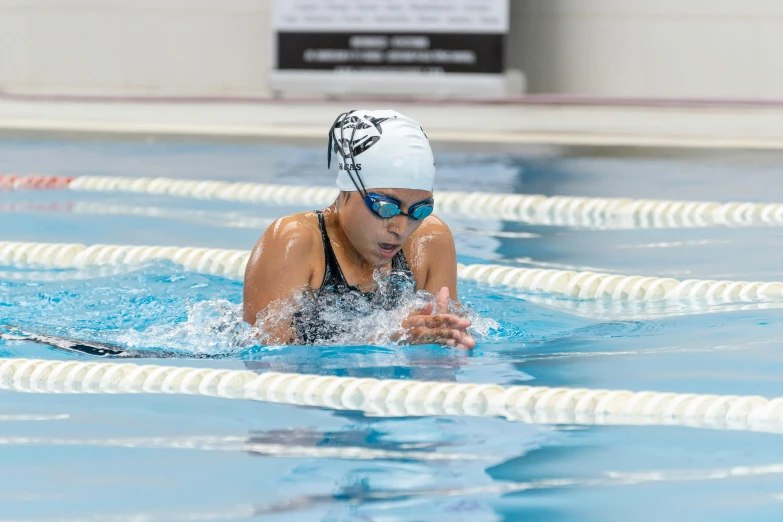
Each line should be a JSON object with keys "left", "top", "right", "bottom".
{"left": 0, "top": 174, "right": 74, "bottom": 191}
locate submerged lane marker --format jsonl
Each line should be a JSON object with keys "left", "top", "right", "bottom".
{"left": 0, "top": 357, "right": 781, "bottom": 435}
{"left": 1, "top": 240, "right": 782, "bottom": 303}
{"left": 0, "top": 414, "right": 69, "bottom": 422}
{"left": 3, "top": 174, "right": 783, "bottom": 228}
{"left": 0, "top": 435, "right": 481, "bottom": 461}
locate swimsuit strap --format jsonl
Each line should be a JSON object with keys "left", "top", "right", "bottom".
{"left": 316, "top": 210, "right": 350, "bottom": 290}
{"left": 316, "top": 210, "right": 412, "bottom": 291}
{"left": 392, "top": 249, "right": 410, "bottom": 272}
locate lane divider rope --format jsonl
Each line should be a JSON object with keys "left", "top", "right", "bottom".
{"left": 1, "top": 357, "right": 782, "bottom": 434}
{"left": 2, "top": 240, "right": 782, "bottom": 303}
{"left": 3, "top": 174, "right": 783, "bottom": 228}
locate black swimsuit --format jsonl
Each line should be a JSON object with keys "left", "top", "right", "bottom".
{"left": 317, "top": 211, "right": 410, "bottom": 291}
{"left": 291, "top": 211, "right": 413, "bottom": 345}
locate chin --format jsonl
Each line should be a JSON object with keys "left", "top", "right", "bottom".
{"left": 372, "top": 256, "right": 389, "bottom": 268}
{"left": 373, "top": 251, "right": 395, "bottom": 267}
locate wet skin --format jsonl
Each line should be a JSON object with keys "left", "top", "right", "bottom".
{"left": 243, "top": 188, "right": 476, "bottom": 349}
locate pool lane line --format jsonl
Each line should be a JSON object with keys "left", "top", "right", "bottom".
{"left": 0, "top": 414, "right": 69, "bottom": 422}
{"left": 3, "top": 174, "right": 783, "bottom": 228}
{"left": 1, "top": 325, "right": 127, "bottom": 357}
{"left": 2, "top": 240, "right": 782, "bottom": 303}
{"left": 1, "top": 357, "right": 782, "bottom": 435}
{"left": 1, "top": 325, "right": 222, "bottom": 359}
{"left": 0, "top": 435, "right": 482, "bottom": 462}
{"left": 1, "top": 325, "right": 240, "bottom": 360}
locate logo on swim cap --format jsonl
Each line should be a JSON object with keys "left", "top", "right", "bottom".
{"left": 328, "top": 109, "right": 435, "bottom": 193}
{"left": 333, "top": 115, "right": 397, "bottom": 162}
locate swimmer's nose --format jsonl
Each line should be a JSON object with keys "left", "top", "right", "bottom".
{"left": 386, "top": 214, "right": 409, "bottom": 237}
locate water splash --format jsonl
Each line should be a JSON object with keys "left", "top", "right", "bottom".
{"left": 253, "top": 267, "right": 499, "bottom": 348}
{"left": 1, "top": 261, "right": 504, "bottom": 358}
{"left": 108, "top": 299, "right": 255, "bottom": 356}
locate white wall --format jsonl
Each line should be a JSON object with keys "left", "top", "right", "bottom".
{"left": 0, "top": 0, "right": 273, "bottom": 96}
{"left": 509, "top": 0, "right": 783, "bottom": 98}
{"left": 1, "top": 0, "right": 782, "bottom": 99}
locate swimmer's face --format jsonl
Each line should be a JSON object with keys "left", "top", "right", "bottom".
{"left": 340, "top": 188, "right": 433, "bottom": 267}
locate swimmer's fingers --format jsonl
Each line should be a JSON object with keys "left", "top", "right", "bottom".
{"left": 428, "top": 314, "right": 470, "bottom": 330}
{"left": 434, "top": 329, "right": 476, "bottom": 350}
{"left": 436, "top": 287, "right": 450, "bottom": 315}
{"left": 406, "top": 326, "right": 455, "bottom": 344}
{"left": 446, "top": 329, "right": 477, "bottom": 350}
{"left": 406, "top": 327, "right": 476, "bottom": 350}
{"left": 404, "top": 314, "right": 470, "bottom": 330}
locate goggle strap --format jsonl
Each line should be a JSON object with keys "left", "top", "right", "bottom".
{"left": 327, "top": 111, "right": 349, "bottom": 170}
{"left": 345, "top": 115, "right": 368, "bottom": 197}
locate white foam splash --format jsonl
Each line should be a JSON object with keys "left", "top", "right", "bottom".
{"left": 110, "top": 269, "right": 498, "bottom": 354}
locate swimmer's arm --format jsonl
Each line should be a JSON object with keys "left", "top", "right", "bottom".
{"left": 408, "top": 217, "right": 475, "bottom": 349}
{"left": 243, "top": 217, "right": 316, "bottom": 343}
{"left": 417, "top": 217, "right": 459, "bottom": 300}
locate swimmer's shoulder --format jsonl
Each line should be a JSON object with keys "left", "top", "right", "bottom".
{"left": 404, "top": 214, "right": 456, "bottom": 270}
{"left": 243, "top": 211, "right": 324, "bottom": 324}
{"left": 246, "top": 211, "right": 323, "bottom": 277}
{"left": 409, "top": 214, "right": 454, "bottom": 249}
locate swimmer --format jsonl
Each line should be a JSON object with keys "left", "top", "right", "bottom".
{"left": 243, "top": 110, "right": 476, "bottom": 349}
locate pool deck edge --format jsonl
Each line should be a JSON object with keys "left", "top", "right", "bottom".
{"left": 2, "top": 97, "right": 783, "bottom": 150}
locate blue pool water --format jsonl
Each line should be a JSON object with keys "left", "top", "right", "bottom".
{"left": 3, "top": 139, "right": 783, "bottom": 520}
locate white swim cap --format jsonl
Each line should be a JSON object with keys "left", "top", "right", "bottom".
{"left": 328, "top": 109, "right": 435, "bottom": 193}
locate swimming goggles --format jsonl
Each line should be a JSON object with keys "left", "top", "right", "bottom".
{"left": 365, "top": 193, "right": 434, "bottom": 221}
{"left": 328, "top": 111, "right": 435, "bottom": 221}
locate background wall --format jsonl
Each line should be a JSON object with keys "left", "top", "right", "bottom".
{"left": 510, "top": 0, "right": 783, "bottom": 99}
{"left": 1, "top": 0, "right": 781, "bottom": 99}
{"left": 0, "top": 0, "right": 273, "bottom": 96}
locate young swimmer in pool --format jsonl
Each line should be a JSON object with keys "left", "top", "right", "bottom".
{"left": 243, "top": 109, "right": 476, "bottom": 349}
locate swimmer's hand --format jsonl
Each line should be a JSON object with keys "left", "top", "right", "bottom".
{"left": 396, "top": 287, "right": 477, "bottom": 350}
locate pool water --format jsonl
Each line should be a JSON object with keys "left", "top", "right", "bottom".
{"left": 2, "top": 139, "right": 783, "bottom": 521}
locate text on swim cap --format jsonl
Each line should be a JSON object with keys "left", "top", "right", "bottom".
{"left": 339, "top": 163, "right": 362, "bottom": 171}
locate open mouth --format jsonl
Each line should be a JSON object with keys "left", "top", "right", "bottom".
{"left": 379, "top": 243, "right": 400, "bottom": 257}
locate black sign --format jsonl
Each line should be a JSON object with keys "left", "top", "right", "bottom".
{"left": 277, "top": 32, "right": 505, "bottom": 75}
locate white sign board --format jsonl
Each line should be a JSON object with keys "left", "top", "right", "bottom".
{"left": 274, "top": 0, "right": 509, "bottom": 33}
{"left": 270, "top": 0, "right": 517, "bottom": 97}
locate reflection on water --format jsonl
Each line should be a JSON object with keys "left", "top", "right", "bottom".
{"left": 6, "top": 415, "right": 783, "bottom": 521}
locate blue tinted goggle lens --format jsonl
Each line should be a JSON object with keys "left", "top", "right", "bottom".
{"left": 410, "top": 203, "right": 434, "bottom": 220}
{"left": 367, "top": 196, "right": 434, "bottom": 221}
{"left": 372, "top": 201, "right": 401, "bottom": 218}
